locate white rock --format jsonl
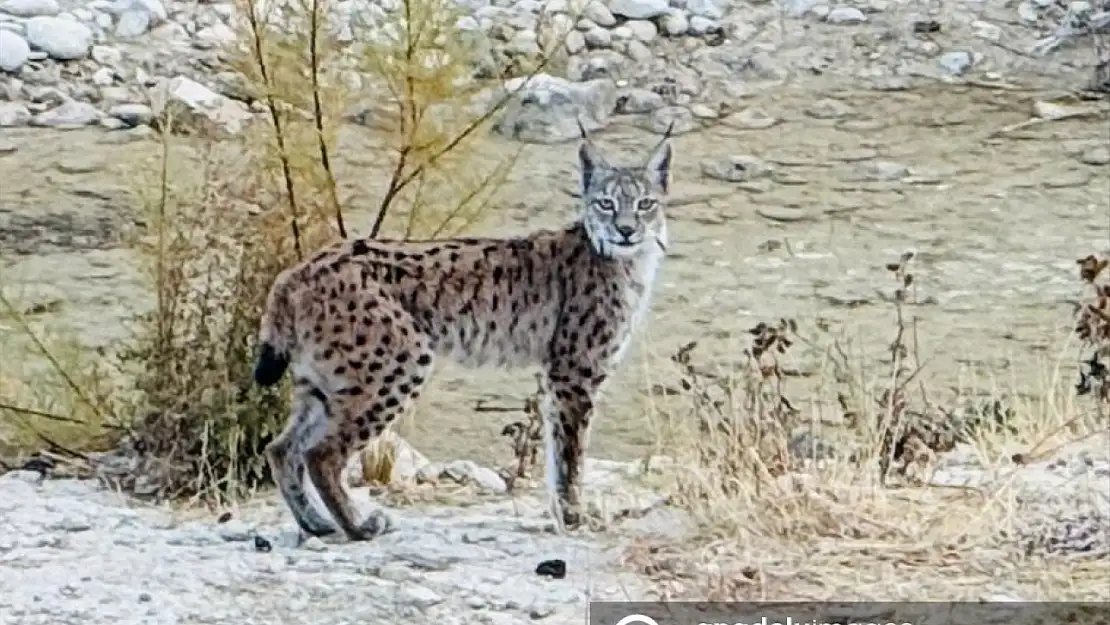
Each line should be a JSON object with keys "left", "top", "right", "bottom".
{"left": 195, "top": 22, "right": 235, "bottom": 44}
{"left": 91, "top": 66, "right": 116, "bottom": 86}
{"left": 110, "top": 0, "right": 165, "bottom": 22}
{"left": 506, "top": 28, "right": 540, "bottom": 56}
{"left": 781, "top": 0, "right": 818, "bottom": 15}
{"left": 825, "top": 6, "right": 865, "bottom": 22}
{"left": 971, "top": 20, "right": 1001, "bottom": 41}
{"left": 1017, "top": 1, "right": 1038, "bottom": 21}
{"left": 582, "top": 0, "right": 615, "bottom": 25}
{"left": 685, "top": 0, "right": 725, "bottom": 19}
{"left": 149, "top": 74, "right": 253, "bottom": 135}
{"left": 624, "top": 18, "right": 657, "bottom": 41}
{"left": 30, "top": 100, "right": 101, "bottom": 127}
{"left": 659, "top": 9, "right": 688, "bottom": 35}
{"left": 564, "top": 29, "right": 586, "bottom": 54}
{"left": 626, "top": 38, "right": 652, "bottom": 61}
{"left": 585, "top": 26, "right": 611, "bottom": 47}
{"left": 24, "top": 16, "right": 93, "bottom": 60}
{"left": 937, "top": 50, "right": 972, "bottom": 75}
{"left": 607, "top": 0, "right": 669, "bottom": 19}
{"left": 0, "top": 0, "right": 59, "bottom": 16}
{"left": 90, "top": 44, "right": 122, "bottom": 65}
{"left": 456, "top": 15, "right": 480, "bottom": 29}
{"left": 494, "top": 73, "right": 617, "bottom": 143}
{"left": 0, "top": 101, "right": 30, "bottom": 126}
{"left": 0, "top": 29, "right": 30, "bottom": 72}
{"left": 687, "top": 14, "right": 718, "bottom": 33}
{"left": 115, "top": 10, "right": 151, "bottom": 37}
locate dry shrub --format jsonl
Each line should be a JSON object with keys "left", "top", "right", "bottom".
{"left": 637, "top": 252, "right": 1108, "bottom": 600}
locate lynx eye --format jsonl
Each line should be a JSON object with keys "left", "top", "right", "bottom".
{"left": 636, "top": 198, "right": 658, "bottom": 212}
{"left": 594, "top": 198, "right": 616, "bottom": 212}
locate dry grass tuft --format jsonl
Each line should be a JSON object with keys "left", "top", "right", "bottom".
{"left": 631, "top": 251, "right": 1109, "bottom": 601}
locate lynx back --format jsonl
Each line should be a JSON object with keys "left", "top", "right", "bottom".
{"left": 252, "top": 131, "right": 674, "bottom": 540}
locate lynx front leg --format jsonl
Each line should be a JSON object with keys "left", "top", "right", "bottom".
{"left": 540, "top": 372, "right": 601, "bottom": 532}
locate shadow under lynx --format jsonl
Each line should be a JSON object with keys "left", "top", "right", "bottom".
{"left": 252, "top": 131, "right": 675, "bottom": 541}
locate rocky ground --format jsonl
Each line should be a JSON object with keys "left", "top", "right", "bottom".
{"left": 0, "top": 0, "right": 1106, "bottom": 133}
{"left": 1, "top": 0, "right": 1109, "bottom": 618}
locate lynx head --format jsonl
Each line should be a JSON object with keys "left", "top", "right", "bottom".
{"left": 577, "top": 126, "right": 673, "bottom": 260}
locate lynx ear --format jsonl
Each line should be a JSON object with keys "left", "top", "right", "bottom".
{"left": 643, "top": 137, "right": 673, "bottom": 194}
{"left": 578, "top": 132, "right": 610, "bottom": 195}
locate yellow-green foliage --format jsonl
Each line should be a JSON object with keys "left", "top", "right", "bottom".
{"left": 0, "top": 285, "right": 121, "bottom": 460}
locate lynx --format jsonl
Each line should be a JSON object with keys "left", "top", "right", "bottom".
{"left": 252, "top": 129, "right": 674, "bottom": 541}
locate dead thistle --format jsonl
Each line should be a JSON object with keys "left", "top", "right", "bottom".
{"left": 498, "top": 373, "right": 544, "bottom": 491}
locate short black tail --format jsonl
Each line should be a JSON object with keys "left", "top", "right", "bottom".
{"left": 253, "top": 342, "right": 290, "bottom": 387}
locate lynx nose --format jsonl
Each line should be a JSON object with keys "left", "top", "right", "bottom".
{"left": 615, "top": 224, "right": 636, "bottom": 239}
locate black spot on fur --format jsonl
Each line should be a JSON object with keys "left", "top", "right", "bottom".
{"left": 253, "top": 343, "right": 289, "bottom": 387}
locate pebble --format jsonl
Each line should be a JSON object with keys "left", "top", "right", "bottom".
{"left": 1077, "top": 146, "right": 1110, "bottom": 166}
{"left": 608, "top": 0, "right": 670, "bottom": 19}
{"left": 938, "top": 50, "right": 973, "bottom": 75}
{"left": 826, "top": 6, "right": 866, "bottom": 23}
{"left": 31, "top": 100, "right": 101, "bottom": 126}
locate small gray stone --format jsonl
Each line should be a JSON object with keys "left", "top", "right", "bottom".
{"left": 300, "top": 537, "right": 328, "bottom": 552}
{"left": 402, "top": 585, "right": 444, "bottom": 608}
{"left": 0, "top": 29, "right": 30, "bottom": 72}
{"left": 615, "top": 87, "right": 664, "bottom": 114}
{"left": 854, "top": 160, "right": 909, "bottom": 181}
{"left": 805, "top": 98, "right": 852, "bottom": 119}
{"left": 689, "top": 103, "right": 717, "bottom": 119}
{"left": 725, "top": 107, "right": 780, "bottom": 129}
{"left": 701, "top": 155, "right": 771, "bottom": 182}
{"left": 825, "top": 6, "right": 865, "bottom": 22}
{"left": 645, "top": 105, "right": 696, "bottom": 135}
{"left": 937, "top": 50, "right": 972, "bottom": 75}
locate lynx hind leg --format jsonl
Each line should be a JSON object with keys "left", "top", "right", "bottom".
{"left": 301, "top": 299, "right": 435, "bottom": 542}
{"left": 264, "top": 388, "right": 337, "bottom": 537}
